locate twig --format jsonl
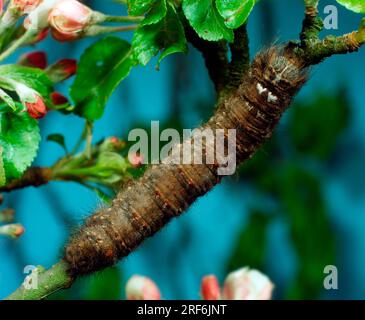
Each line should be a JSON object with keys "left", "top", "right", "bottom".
{"left": 185, "top": 24, "right": 230, "bottom": 98}
{"left": 0, "top": 167, "right": 52, "bottom": 193}
{"left": 228, "top": 24, "right": 250, "bottom": 91}
{"left": 300, "top": 0, "right": 323, "bottom": 47}
{"left": 297, "top": 18, "right": 365, "bottom": 65}
{"left": 5, "top": 261, "right": 74, "bottom": 300}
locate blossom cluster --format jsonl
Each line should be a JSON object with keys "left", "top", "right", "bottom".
{"left": 0, "top": 0, "right": 105, "bottom": 119}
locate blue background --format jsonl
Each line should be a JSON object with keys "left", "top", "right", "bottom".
{"left": 1, "top": 0, "right": 365, "bottom": 299}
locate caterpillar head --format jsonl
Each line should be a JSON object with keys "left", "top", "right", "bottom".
{"left": 251, "top": 46, "right": 308, "bottom": 100}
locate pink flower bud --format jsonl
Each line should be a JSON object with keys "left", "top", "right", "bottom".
{"left": 51, "top": 92, "right": 68, "bottom": 105}
{"left": 126, "top": 275, "right": 161, "bottom": 300}
{"left": 0, "top": 0, "right": 3, "bottom": 15}
{"left": 201, "top": 275, "right": 221, "bottom": 300}
{"left": 3, "top": 78, "right": 48, "bottom": 119}
{"left": 9, "top": 0, "right": 42, "bottom": 15}
{"left": 109, "top": 137, "right": 126, "bottom": 149}
{"left": 109, "top": 137, "right": 119, "bottom": 145}
{"left": 222, "top": 268, "right": 274, "bottom": 300}
{"left": 129, "top": 152, "right": 144, "bottom": 168}
{"left": 0, "top": 223, "right": 25, "bottom": 238}
{"left": 48, "top": 0, "right": 93, "bottom": 42}
{"left": 47, "top": 58, "right": 77, "bottom": 82}
{"left": 25, "top": 95, "right": 47, "bottom": 119}
{"left": 18, "top": 51, "right": 48, "bottom": 69}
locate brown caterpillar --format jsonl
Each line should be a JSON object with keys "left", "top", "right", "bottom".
{"left": 64, "top": 46, "right": 308, "bottom": 277}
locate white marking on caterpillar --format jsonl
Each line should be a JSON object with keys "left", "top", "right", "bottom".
{"left": 257, "top": 83, "right": 278, "bottom": 104}
{"left": 268, "top": 92, "right": 278, "bottom": 103}
{"left": 256, "top": 83, "right": 267, "bottom": 95}
{"left": 245, "top": 102, "right": 254, "bottom": 111}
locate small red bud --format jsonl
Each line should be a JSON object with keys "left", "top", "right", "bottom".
{"left": 18, "top": 51, "right": 47, "bottom": 69}
{"left": 46, "top": 59, "right": 77, "bottom": 82}
{"left": 109, "top": 137, "right": 119, "bottom": 145}
{"left": 25, "top": 95, "right": 47, "bottom": 119}
{"left": 13, "top": 225, "right": 25, "bottom": 237}
{"left": 51, "top": 92, "right": 69, "bottom": 105}
{"left": 201, "top": 275, "right": 221, "bottom": 300}
{"left": 129, "top": 152, "right": 144, "bottom": 168}
{"left": 55, "top": 59, "right": 77, "bottom": 79}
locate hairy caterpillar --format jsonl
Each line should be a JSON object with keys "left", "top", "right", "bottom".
{"left": 64, "top": 46, "right": 308, "bottom": 277}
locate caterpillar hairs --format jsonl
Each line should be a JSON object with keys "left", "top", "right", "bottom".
{"left": 64, "top": 46, "right": 309, "bottom": 277}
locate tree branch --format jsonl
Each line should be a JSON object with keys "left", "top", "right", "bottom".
{"left": 6, "top": 261, "right": 73, "bottom": 300}
{"left": 228, "top": 24, "right": 250, "bottom": 91}
{"left": 0, "top": 167, "right": 52, "bottom": 193}
{"left": 298, "top": 19, "right": 365, "bottom": 65}
{"left": 300, "top": 0, "right": 323, "bottom": 46}
{"left": 185, "top": 25, "right": 230, "bottom": 98}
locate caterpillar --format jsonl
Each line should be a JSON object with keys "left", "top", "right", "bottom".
{"left": 64, "top": 46, "right": 308, "bottom": 277}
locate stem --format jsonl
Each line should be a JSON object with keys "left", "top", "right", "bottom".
{"left": 228, "top": 23, "right": 250, "bottom": 91}
{"left": 298, "top": 19, "right": 365, "bottom": 65}
{"left": 185, "top": 23, "right": 229, "bottom": 98}
{"left": 84, "top": 121, "right": 93, "bottom": 159}
{"left": 300, "top": 0, "right": 323, "bottom": 46}
{"left": 84, "top": 24, "right": 138, "bottom": 37}
{"left": 0, "top": 167, "right": 52, "bottom": 193}
{"left": 70, "top": 122, "right": 88, "bottom": 155}
{"left": 0, "top": 11, "right": 19, "bottom": 50}
{"left": 100, "top": 14, "right": 144, "bottom": 23}
{"left": 0, "top": 29, "right": 37, "bottom": 63}
{"left": 0, "top": 11, "right": 18, "bottom": 36}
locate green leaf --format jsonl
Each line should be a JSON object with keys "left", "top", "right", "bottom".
{"left": 47, "top": 134, "right": 67, "bottom": 153}
{"left": 0, "top": 65, "right": 53, "bottom": 97}
{"left": 96, "top": 151, "right": 128, "bottom": 174}
{"left": 336, "top": 0, "right": 365, "bottom": 13}
{"left": 0, "top": 88, "right": 16, "bottom": 111}
{"left": 0, "top": 112, "right": 40, "bottom": 181}
{"left": 128, "top": 0, "right": 167, "bottom": 25}
{"left": 132, "top": 3, "right": 187, "bottom": 66}
{"left": 70, "top": 37, "right": 134, "bottom": 121}
{"left": 216, "top": 0, "right": 255, "bottom": 29}
{"left": 0, "top": 147, "right": 6, "bottom": 187}
{"left": 182, "top": 0, "right": 234, "bottom": 42}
